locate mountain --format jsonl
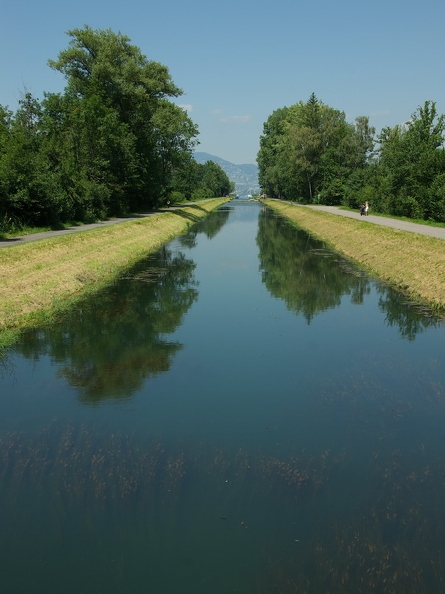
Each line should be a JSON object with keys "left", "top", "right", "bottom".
{"left": 194, "top": 152, "right": 260, "bottom": 197}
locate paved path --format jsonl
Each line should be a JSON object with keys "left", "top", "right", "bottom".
{"left": 301, "top": 205, "right": 445, "bottom": 240}
{"left": 0, "top": 213, "right": 162, "bottom": 248}
{"left": 0, "top": 207, "right": 189, "bottom": 249}
{"left": 2, "top": 202, "right": 445, "bottom": 248}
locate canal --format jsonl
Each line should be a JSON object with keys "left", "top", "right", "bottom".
{"left": 1, "top": 202, "right": 445, "bottom": 593}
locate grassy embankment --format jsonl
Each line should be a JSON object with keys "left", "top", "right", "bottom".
{"left": 264, "top": 199, "right": 445, "bottom": 312}
{"left": 0, "top": 199, "right": 227, "bottom": 349}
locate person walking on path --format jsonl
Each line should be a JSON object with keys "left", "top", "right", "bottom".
{"left": 364, "top": 201, "right": 369, "bottom": 216}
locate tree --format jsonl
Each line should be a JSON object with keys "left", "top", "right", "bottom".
{"left": 1, "top": 27, "right": 201, "bottom": 229}
{"left": 257, "top": 107, "right": 291, "bottom": 198}
{"left": 0, "top": 105, "right": 13, "bottom": 224}
{"left": 0, "top": 92, "right": 70, "bottom": 226}
{"left": 48, "top": 26, "right": 181, "bottom": 110}
{"left": 170, "top": 152, "right": 199, "bottom": 200}
{"left": 47, "top": 26, "right": 198, "bottom": 213}
{"left": 198, "top": 161, "right": 233, "bottom": 197}
{"left": 258, "top": 95, "right": 374, "bottom": 204}
{"left": 150, "top": 101, "right": 199, "bottom": 202}
{"left": 377, "top": 101, "right": 445, "bottom": 219}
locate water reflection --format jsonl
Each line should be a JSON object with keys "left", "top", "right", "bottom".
{"left": 16, "top": 246, "right": 198, "bottom": 404}
{"left": 257, "top": 207, "right": 372, "bottom": 321}
{"left": 257, "top": 207, "right": 439, "bottom": 338}
{"left": 378, "top": 286, "right": 440, "bottom": 341}
{"left": 1, "top": 203, "right": 445, "bottom": 593}
{"left": 178, "top": 205, "right": 230, "bottom": 248}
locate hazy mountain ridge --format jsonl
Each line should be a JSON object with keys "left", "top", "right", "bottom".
{"left": 194, "top": 152, "right": 260, "bottom": 196}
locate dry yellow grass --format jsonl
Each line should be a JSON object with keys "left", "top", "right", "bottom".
{"left": 265, "top": 200, "right": 445, "bottom": 310}
{"left": 0, "top": 199, "right": 227, "bottom": 335}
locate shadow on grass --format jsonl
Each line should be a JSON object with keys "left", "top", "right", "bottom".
{"left": 166, "top": 203, "right": 213, "bottom": 223}
{"left": 182, "top": 203, "right": 209, "bottom": 213}
{"left": 0, "top": 237, "right": 21, "bottom": 244}
{"left": 168, "top": 209, "right": 203, "bottom": 223}
{"left": 0, "top": 202, "right": 222, "bottom": 245}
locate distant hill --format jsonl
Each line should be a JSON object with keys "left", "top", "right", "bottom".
{"left": 194, "top": 152, "right": 260, "bottom": 196}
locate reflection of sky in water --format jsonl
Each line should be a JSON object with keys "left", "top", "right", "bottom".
{"left": 1, "top": 203, "right": 445, "bottom": 593}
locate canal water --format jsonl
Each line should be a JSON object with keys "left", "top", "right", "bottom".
{"left": 1, "top": 202, "right": 445, "bottom": 593}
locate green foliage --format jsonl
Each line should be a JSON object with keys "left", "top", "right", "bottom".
{"left": 171, "top": 158, "right": 234, "bottom": 201}
{"left": 257, "top": 107, "right": 290, "bottom": 198}
{"left": 169, "top": 191, "right": 185, "bottom": 204}
{"left": 375, "top": 101, "right": 445, "bottom": 221}
{"left": 170, "top": 152, "right": 199, "bottom": 200}
{"left": 259, "top": 96, "right": 445, "bottom": 222}
{"left": 0, "top": 26, "right": 203, "bottom": 230}
{"left": 257, "top": 94, "right": 375, "bottom": 204}
{"left": 0, "top": 93, "right": 68, "bottom": 225}
{"left": 343, "top": 165, "right": 391, "bottom": 212}
{"left": 191, "top": 187, "right": 212, "bottom": 201}
{"left": 428, "top": 173, "right": 445, "bottom": 221}
{"left": 198, "top": 160, "right": 233, "bottom": 196}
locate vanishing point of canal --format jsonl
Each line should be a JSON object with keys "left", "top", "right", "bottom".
{"left": 1, "top": 201, "right": 445, "bottom": 593}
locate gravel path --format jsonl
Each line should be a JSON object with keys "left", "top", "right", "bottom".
{"left": 302, "top": 204, "right": 445, "bottom": 240}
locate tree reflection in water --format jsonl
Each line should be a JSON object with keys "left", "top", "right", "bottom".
{"left": 178, "top": 204, "right": 230, "bottom": 248}
{"left": 2, "top": 203, "right": 445, "bottom": 592}
{"left": 256, "top": 207, "right": 439, "bottom": 338}
{"left": 17, "top": 246, "right": 198, "bottom": 403}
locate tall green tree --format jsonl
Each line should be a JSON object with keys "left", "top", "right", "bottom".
{"left": 0, "top": 93, "right": 68, "bottom": 226}
{"left": 198, "top": 160, "right": 233, "bottom": 197}
{"left": 257, "top": 94, "right": 374, "bottom": 204}
{"left": 1, "top": 26, "right": 200, "bottom": 229}
{"left": 170, "top": 152, "right": 199, "bottom": 200}
{"left": 257, "top": 107, "right": 290, "bottom": 198}
{"left": 0, "top": 105, "right": 13, "bottom": 224}
{"left": 377, "top": 101, "right": 445, "bottom": 219}
{"left": 47, "top": 26, "right": 198, "bottom": 213}
{"left": 150, "top": 101, "right": 199, "bottom": 199}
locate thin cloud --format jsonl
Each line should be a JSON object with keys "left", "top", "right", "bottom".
{"left": 370, "top": 110, "right": 390, "bottom": 118}
{"left": 210, "top": 108, "right": 223, "bottom": 115}
{"left": 220, "top": 115, "right": 252, "bottom": 123}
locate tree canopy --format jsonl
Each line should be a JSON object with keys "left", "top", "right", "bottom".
{"left": 0, "top": 26, "right": 232, "bottom": 231}
{"left": 258, "top": 94, "right": 445, "bottom": 222}
{"left": 257, "top": 94, "right": 375, "bottom": 205}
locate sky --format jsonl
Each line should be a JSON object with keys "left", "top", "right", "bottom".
{"left": 1, "top": 0, "right": 444, "bottom": 165}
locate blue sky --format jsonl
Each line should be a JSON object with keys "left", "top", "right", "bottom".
{"left": 1, "top": 0, "right": 444, "bottom": 165}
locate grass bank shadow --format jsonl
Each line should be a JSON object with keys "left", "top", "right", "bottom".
{"left": 167, "top": 204, "right": 209, "bottom": 223}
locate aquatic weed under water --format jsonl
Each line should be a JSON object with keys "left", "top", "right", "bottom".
{"left": 1, "top": 422, "right": 445, "bottom": 592}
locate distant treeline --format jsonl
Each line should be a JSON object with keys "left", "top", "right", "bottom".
{"left": 258, "top": 93, "right": 445, "bottom": 221}
{"left": 0, "top": 26, "right": 233, "bottom": 231}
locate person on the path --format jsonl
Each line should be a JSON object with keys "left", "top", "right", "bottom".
{"left": 364, "top": 201, "right": 369, "bottom": 216}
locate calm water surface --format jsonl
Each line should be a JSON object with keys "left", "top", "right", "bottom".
{"left": 1, "top": 202, "right": 445, "bottom": 593}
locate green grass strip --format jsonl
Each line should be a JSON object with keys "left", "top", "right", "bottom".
{"left": 0, "top": 199, "right": 228, "bottom": 351}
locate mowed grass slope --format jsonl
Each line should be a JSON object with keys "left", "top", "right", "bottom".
{"left": 0, "top": 199, "right": 227, "bottom": 342}
{"left": 265, "top": 200, "right": 445, "bottom": 311}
